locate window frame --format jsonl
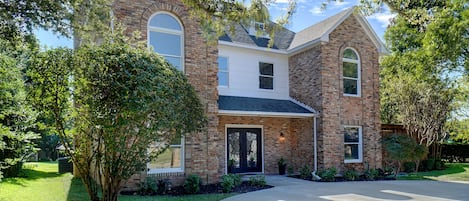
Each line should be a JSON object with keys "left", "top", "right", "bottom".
{"left": 147, "top": 12, "right": 184, "bottom": 72}
{"left": 343, "top": 125, "right": 363, "bottom": 163}
{"left": 147, "top": 137, "right": 185, "bottom": 174}
{"left": 258, "top": 62, "right": 274, "bottom": 90}
{"left": 342, "top": 48, "right": 361, "bottom": 97}
{"left": 217, "top": 56, "right": 229, "bottom": 87}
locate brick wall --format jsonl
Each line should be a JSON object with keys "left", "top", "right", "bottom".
{"left": 289, "top": 15, "right": 381, "bottom": 173}
{"left": 113, "top": 0, "right": 220, "bottom": 187}
{"left": 218, "top": 116, "right": 313, "bottom": 174}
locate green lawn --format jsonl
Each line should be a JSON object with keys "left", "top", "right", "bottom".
{"left": 398, "top": 163, "right": 469, "bottom": 182}
{"left": 0, "top": 162, "right": 233, "bottom": 201}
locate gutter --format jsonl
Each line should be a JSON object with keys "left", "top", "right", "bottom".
{"left": 312, "top": 116, "right": 321, "bottom": 180}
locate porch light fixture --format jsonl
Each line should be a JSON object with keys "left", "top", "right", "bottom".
{"left": 279, "top": 132, "right": 285, "bottom": 140}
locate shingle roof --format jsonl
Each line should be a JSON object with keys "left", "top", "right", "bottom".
{"left": 218, "top": 95, "right": 314, "bottom": 115}
{"left": 219, "top": 22, "right": 295, "bottom": 50}
{"left": 288, "top": 7, "right": 354, "bottom": 50}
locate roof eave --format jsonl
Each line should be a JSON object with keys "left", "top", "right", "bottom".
{"left": 218, "top": 110, "right": 316, "bottom": 118}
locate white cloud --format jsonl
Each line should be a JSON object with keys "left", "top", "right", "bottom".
{"left": 309, "top": 6, "right": 325, "bottom": 16}
{"left": 367, "top": 12, "right": 396, "bottom": 28}
{"left": 330, "top": 1, "right": 352, "bottom": 7}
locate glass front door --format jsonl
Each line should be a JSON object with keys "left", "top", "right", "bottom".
{"left": 227, "top": 128, "right": 262, "bottom": 173}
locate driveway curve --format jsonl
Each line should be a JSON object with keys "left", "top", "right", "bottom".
{"left": 222, "top": 176, "right": 468, "bottom": 201}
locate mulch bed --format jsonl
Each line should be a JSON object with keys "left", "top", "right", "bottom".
{"left": 288, "top": 174, "right": 396, "bottom": 182}
{"left": 121, "top": 181, "right": 273, "bottom": 196}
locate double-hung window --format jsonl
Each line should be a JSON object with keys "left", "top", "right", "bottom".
{"left": 342, "top": 48, "right": 360, "bottom": 96}
{"left": 344, "top": 126, "right": 363, "bottom": 163}
{"left": 148, "top": 13, "right": 184, "bottom": 71}
{"left": 259, "top": 62, "right": 274, "bottom": 90}
{"left": 218, "top": 56, "right": 229, "bottom": 87}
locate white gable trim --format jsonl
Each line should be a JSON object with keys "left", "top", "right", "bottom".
{"left": 218, "top": 40, "right": 287, "bottom": 54}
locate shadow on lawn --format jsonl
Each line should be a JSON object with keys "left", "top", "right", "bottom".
{"left": 3, "top": 168, "right": 65, "bottom": 187}
{"left": 67, "top": 177, "right": 91, "bottom": 201}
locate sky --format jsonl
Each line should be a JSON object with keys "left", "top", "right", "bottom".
{"left": 34, "top": 0, "right": 396, "bottom": 48}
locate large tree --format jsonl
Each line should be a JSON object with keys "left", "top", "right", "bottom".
{"left": 28, "top": 34, "right": 206, "bottom": 201}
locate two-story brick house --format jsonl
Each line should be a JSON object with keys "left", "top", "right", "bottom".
{"left": 113, "top": 0, "right": 386, "bottom": 188}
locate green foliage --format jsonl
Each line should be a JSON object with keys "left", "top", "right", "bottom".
{"left": 343, "top": 169, "right": 359, "bottom": 181}
{"left": 28, "top": 34, "right": 207, "bottom": 201}
{"left": 184, "top": 174, "right": 201, "bottom": 194}
{"left": 403, "top": 162, "right": 416, "bottom": 173}
{"left": 138, "top": 177, "right": 158, "bottom": 196}
{"left": 382, "top": 134, "right": 428, "bottom": 177}
{"left": 248, "top": 175, "right": 266, "bottom": 187}
{"left": 318, "top": 167, "right": 336, "bottom": 182}
{"left": 287, "top": 166, "right": 294, "bottom": 176}
{"left": 277, "top": 157, "right": 286, "bottom": 166}
{"left": 299, "top": 165, "right": 311, "bottom": 179}
{"left": 441, "top": 144, "right": 469, "bottom": 162}
{"left": 364, "top": 168, "right": 379, "bottom": 181}
{"left": 221, "top": 174, "right": 241, "bottom": 193}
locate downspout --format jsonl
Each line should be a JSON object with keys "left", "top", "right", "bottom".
{"left": 312, "top": 115, "right": 321, "bottom": 180}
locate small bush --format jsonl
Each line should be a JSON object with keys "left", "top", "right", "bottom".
{"left": 157, "top": 179, "right": 172, "bottom": 194}
{"left": 318, "top": 167, "right": 336, "bottom": 182}
{"left": 299, "top": 165, "right": 311, "bottom": 179}
{"left": 343, "top": 169, "right": 359, "bottom": 181}
{"left": 138, "top": 177, "right": 158, "bottom": 195}
{"left": 184, "top": 174, "right": 201, "bottom": 194}
{"left": 221, "top": 174, "right": 241, "bottom": 193}
{"left": 249, "top": 175, "right": 266, "bottom": 187}
{"left": 364, "top": 168, "right": 379, "bottom": 180}
{"left": 287, "top": 166, "right": 294, "bottom": 175}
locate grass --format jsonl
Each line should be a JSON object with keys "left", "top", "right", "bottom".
{"left": 398, "top": 163, "right": 469, "bottom": 182}
{"left": 0, "top": 162, "right": 234, "bottom": 201}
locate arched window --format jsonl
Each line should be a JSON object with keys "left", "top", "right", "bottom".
{"left": 342, "top": 48, "right": 360, "bottom": 96}
{"left": 148, "top": 13, "right": 184, "bottom": 71}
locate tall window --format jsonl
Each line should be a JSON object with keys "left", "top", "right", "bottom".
{"left": 218, "top": 56, "right": 229, "bottom": 87}
{"left": 148, "top": 13, "right": 184, "bottom": 71}
{"left": 342, "top": 48, "right": 360, "bottom": 96}
{"left": 344, "top": 126, "right": 362, "bottom": 163}
{"left": 259, "top": 62, "right": 274, "bottom": 90}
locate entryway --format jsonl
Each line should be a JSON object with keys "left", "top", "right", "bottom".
{"left": 227, "top": 128, "right": 262, "bottom": 173}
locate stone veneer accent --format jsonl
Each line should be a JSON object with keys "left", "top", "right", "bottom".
{"left": 113, "top": 0, "right": 220, "bottom": 189}
{"left": 289, "top": 15, "right": 381, "bottom": 173}
{"left": 218, "top": 116, "right": 313, "bottom": 174}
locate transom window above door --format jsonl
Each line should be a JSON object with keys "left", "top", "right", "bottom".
{"left": 148, "top": 13, "right": 184, "bottom": 71}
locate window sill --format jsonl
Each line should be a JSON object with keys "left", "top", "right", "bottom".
{"left": 343, "top": 94, "right": 361, "bottom": 98}
{"left": 344, "top": 159, "right": 363, "bottom": 164}
{"left": 148, "top": 168, "right": 184, "bottom": 174}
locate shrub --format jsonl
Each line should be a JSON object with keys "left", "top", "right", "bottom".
{"left": 249, "top": 175, "right": 266, "bottom": 187}
{"left": 138, "top": 177, "right": 158, "bottom": 195}
{"left": 184, "top": 174, "right": 201, "bottom": 194}
{"left": 299, "top": 165, "right": 311, "bottom": 179}
{"left": 318, "top": 167, "right": 336, "bottom": 182}
{"left": 425, "top": 158, "right": 435, "bottom": 171}
{"left": 343, "top": 169, "right": 359, "bottom": 181}
{"left": 287, "top": 166, "right": 294, "bottom": 175}
{"left": 403, "top": 162, "right": 416, "bottom": 173}
{"left": 157, "top": 179, "right": 171, "bottom": 194}
{"left": 221, "top": 174, "right": 241, "bottom": 193}
{"left": 364, "top": 168, "right": 379, "bottom": 180}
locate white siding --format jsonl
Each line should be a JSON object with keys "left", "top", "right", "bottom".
{"left": 218, "top": 44, "right": 290, "bottom": 99}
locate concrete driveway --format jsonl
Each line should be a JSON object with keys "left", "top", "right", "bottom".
{"left": 222, "top": 176, "right": 469, "bottom": 201}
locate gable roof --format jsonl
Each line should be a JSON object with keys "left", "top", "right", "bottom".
{"left": 218, "top": 95, "right": 316, "bottom": 118}
{"left": 219, "top": 7, "right": 387, "bottom": 55}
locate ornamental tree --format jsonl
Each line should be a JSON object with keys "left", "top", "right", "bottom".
{"left": 28, "top": 35, "right": 206, "bottom": 201}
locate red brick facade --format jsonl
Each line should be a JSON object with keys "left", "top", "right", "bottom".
{"left": 113, "top": 0, "right": 381, "bottom": 189}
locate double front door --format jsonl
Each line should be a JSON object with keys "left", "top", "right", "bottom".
{"left": 227, "top": 128, "right": 262, "bottom": 173}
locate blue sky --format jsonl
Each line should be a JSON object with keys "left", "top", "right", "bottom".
{"left": 34, "top": 0, "right": 395, "bottom": 48}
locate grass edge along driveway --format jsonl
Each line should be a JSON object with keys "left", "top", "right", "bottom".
{"left": 0, "top": 162, "right": 234, "bottom": 201}
{"left": 398, "top": 163, "right": 469, "bottom": 182}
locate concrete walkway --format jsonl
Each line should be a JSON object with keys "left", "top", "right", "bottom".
{"left": 222, "top": 176, "right": 469, "bottom": 201}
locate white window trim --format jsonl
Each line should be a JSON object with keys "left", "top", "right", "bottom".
{"left": 224, "top": 124, "right": 264, "bottom": 174}
{"left": 344, "top": 125, "right": 363, "bottom": 163}
{"left": 258, "top": 62, "right": 274, "bottom": 91}
{"left": 342, "top": 48, "right": 361, "bottom": 97}
{"left": 147, "top": 12, "right": 185, "bottom": 72}
{"left": 218, "top": 55, "right": 229, "bottom": 88}
{"left": 147, "top": 137, "right": 185, "bottom": 174}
